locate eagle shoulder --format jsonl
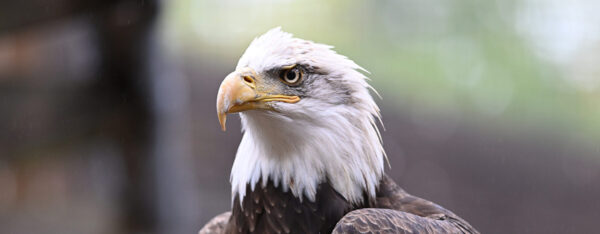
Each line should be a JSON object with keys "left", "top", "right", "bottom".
{"left": 332, "top": 175, "right": 479, "bottom": 234}
{"left": 332, "top": 208, "right": 464, "bottom": 234}
{"left": 199, "top": 212, "right": 231, "bottom": 234}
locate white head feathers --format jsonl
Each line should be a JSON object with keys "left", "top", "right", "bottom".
{"left": 229, "top": 27, "right": 386, "bottom": 205}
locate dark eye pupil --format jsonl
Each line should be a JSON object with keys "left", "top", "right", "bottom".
{"left": 286, "top": 70, "right": 296, "bottom": 80}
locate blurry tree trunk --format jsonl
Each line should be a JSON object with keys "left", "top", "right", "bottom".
{"left": 90, "top": 1, "right": 159, "bottom": 233}
{"left": 88, "top": 1, "right": 200, "bottom": 233}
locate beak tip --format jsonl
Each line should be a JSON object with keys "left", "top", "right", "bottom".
{"left": 218, "top": 112, "right": 227, "bottom": 132}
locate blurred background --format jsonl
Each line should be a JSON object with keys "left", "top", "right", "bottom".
{"left": 1, "top": 0, "right": 599, "bottom": 233}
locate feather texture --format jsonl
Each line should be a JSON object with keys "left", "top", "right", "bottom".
{"left": 231, "top": 27, "right": 385, "bottom": 205}
{"left": 199, "top": 175, "right": 478, "bottom": 234}
{"left": 201, "top": 28, "right": 479, "bottom": 234}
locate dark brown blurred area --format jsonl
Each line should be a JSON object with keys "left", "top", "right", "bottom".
{"left": 0, "top": 0, "right": 161, "bottom": 233}
{"left": 1, "top": 1, "right": 599, "bottom": 234}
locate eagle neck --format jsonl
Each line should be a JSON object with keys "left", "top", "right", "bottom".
{"left": 230, "top": 107, "right": 385, "bottom": 206}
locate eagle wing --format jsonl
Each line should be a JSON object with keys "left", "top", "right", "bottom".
{"left": 198, "top": 212, "right": 231, "bottom": 234}
{"left": 333, "top": 175, "right": 479, "bottom": 234}
{"left": 332, "top": 208, "right": 468, "bottom": 234}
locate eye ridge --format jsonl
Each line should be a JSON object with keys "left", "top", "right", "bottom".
{"left": 279, "top": 65, "right": 303, "bottom": 85}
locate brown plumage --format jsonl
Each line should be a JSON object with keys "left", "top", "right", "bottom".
{"left": 332, "top": 175, "right": 478, "bottom": 233}
{"left": 200, "top": 175, "right": 478, "bottom": 234}
{"left": 200, "top": 212, "right": 230, "bottom": 234}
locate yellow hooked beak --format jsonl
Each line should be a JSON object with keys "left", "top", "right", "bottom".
{"left": 216, "top": 67, "right": 300, "bottom": 131}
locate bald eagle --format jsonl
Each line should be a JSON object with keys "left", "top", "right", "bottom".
{"left": 200, "top": 28, "right": 478, "bottom": 234}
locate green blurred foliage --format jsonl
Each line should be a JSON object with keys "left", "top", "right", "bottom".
{"left": 162, "top": 0, "right": 600, "bottom": 149}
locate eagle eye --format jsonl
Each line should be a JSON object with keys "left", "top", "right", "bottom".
{"left": 279, "top": 66, "right": 303, "bottom": 85}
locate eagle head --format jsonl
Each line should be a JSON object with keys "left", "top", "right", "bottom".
{"left": 216, "top": 27, "right": 386, "bottom": 205}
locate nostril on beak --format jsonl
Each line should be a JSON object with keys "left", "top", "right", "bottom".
{"left": 242, "top": 75, "right": 255, "bottom": 85}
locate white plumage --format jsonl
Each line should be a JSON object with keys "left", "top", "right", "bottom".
{"left": 230, "top": 27, "right": 386, "bottom": 205}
